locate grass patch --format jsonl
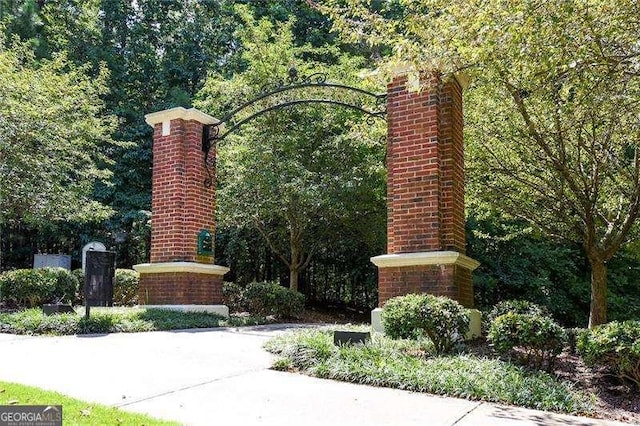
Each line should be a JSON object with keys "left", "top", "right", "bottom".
{"left": 0, "top": 381, "right": 176, "bottom": 425}
{"left": 0, "top": 307, "right": 269, "bottom": 335}
{"left": 265, "top": 328, "right": 594, "bottom": 415}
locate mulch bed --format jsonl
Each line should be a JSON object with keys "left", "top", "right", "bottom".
{"left": 553, "top": 352, "right": 640, "bottom": 424}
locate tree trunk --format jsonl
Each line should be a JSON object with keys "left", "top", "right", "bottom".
{"left": 289, "top": 240, "right": 300, "bottom": 292}
{"left": 290, "top": 267, "right": 299, "bottom": 292}
{"left": 588, "top": 257, "right": 607, "bottom": 328}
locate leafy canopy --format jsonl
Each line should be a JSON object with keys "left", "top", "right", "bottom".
{"left": 0, "top": 36, "right": 117, "bottom": 226}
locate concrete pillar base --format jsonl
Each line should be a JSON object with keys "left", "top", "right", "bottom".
{"left": 371, "top": 308, "right": 384, "bottom": 333}
{"left": 133, "top": 262, "right": 229, "bottom": 305}
{"left": 371, "top": 251, "right": 479, "bottom": 308}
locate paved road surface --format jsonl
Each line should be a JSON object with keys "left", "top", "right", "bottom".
{"left": 0, "top": 325, "right": 626, "bottom": 425}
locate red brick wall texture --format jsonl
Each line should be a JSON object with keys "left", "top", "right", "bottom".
{"left": 386, "top": 74, "right": 465, "bottom": 255}
{"left": 379, "top": 74, "right": 474, "bottom": 308}
{"left": 378, "top": 265, "right": 474, "bottom": 308}
{"left": 141, "top": 114, "right": 221, "bottom": 306}
{"left": 149, "top": 118, "right": 216, "bottom": 264}
{"left": 139, "top": 273, "right": 223, "bottom": 305}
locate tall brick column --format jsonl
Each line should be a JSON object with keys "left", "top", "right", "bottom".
{"left": 133, "top": 107, "right": 229, "bottom": 315}
{"left": 372, "top": 73, "right": 479, "bottom": 312}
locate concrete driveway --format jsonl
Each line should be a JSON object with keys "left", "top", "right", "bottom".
{"left": 0, "top": 325, "right": 626, "bottom": 425}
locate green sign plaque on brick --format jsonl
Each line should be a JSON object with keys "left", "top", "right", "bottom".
{"left": 197, "top": 229, "right": 213, "bottom": 256}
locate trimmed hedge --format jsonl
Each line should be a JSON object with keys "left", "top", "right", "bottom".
{"left": 577, "top": 320, "right": 640, "bottom": 389}
{"left": 222, "top": 282, "right": 245, "bottom": 313}
{"left": 114, "top": 269, "right": 139, "bottom": 306}
{"left": 0, "top": 268, "right": 78, "bottom": 308}
{"left": 382, "top": 294, "right": 469, "bottom": 354}
{"left": 485, "top": 300, "right": 549, "bottom": 332}
{"left": 244, "top": 281, "right": 305, "bottom": 319}
{"left": 68, "top": 268, "right": 139, "bottom": 306}
{"left": 488, "top": 313, "right": 566, "bottom": 370}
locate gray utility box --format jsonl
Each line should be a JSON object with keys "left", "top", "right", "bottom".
{"left": 33, "top": 254, "right": 72, "bottom": 270}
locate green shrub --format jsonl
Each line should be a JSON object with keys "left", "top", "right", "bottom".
{"left": 71, "top": 269, "right": 85, "bottom": 286}
{"left": 71, "top": 269, "right": 85, "bottom": 304}
{"left": 566, "top": 327, "right": 588, "bottom": 355}
{"left": 265, "top": 328, "right": 592, "bottom": 414}
{"left": 0, "top": 268, "right": 78, "bottom": 308}
{"left": 243, "top": 281, "right": 304, "bottom": 319}
{"left": 485, "top": 299, "right": 549, "bottom": 332}
{"left": 114, "top": 269, "right": 139, "bottom": 306}
{"left": 382, "top": 294, "right": 469, "bottom": 354}
{"left": 222, "top": 282, "right": 246, "bottom": 313}
{"left": 488, "top": 313, "right": 566, "bottom": 370}
{"left": 577, "top": 321, "right": 640, "bottom": 389}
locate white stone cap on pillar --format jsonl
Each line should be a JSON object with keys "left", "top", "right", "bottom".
{"left": 144, "top": 107, "right": 219, "bottom": 136}
{"left": 133, "top": 262, "right": 229, "bottom": 276}
{"left": 387, "top": 62, "right": 471, "bottom": 91}
{"left": 370, "top": 251, "right": 480, "bottom": 271}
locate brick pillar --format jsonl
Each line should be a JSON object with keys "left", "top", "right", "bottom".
{"left": 372, "top": 73, "right": 479, "bottom": 308}
{"left": 133, "top": 107, "right": 228, "bottom": 312}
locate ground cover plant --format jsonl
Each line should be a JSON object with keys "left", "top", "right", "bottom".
{"left": 0, "top": 381, "right": 176, "bottom": 425}
{"left": 0, "top": 307, "right": 268, "bottom": 336}
{"left": 265, "top": 328, "right": 592, "bottom": 415}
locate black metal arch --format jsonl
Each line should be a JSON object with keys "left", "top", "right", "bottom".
{"left": 201, "top": 68, "right": 387, "bottom": 187}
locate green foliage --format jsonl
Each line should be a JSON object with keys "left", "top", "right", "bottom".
{"left": 221, "top": 281, "right": 246, "bottom": 313}
{"left": 113, "top": 268, "right": 139, "bottom": 306}
{"left": 326, "top": 0, "right": 640, "bottom": 327}
{"left": 0, "top": 380, "right": 177, "bottom": 425}
{"left": 244, "top": 281, "right": 305, "bottom": 319}
{"left": 71, "top": 268, "right": 84, "bottom": 286}
{"left": 488, "top": 313, "right": 567, "bottom": 371}
{"left": 468, "top": 209, "right": 640, "bottom": 327}
{"left": 0, "top": 307, "right": 268, "bottom": 335}
{"left": 196, "top": 8, "right": 386, "bottom": 292}
{"left": 577, "top": 321, "right": 640, "bottom": 389}
{"left": 485, "top": 299, "right": 549, "bottom": 332}
{"left": 0, "top": 38, "right": 116, "bottom": 227}
{"left": 566, "top": 327, "right": 588, "bottom": 355}
{"left": 265, "top": 329, "right": 591, "bottom": 414}
{"left": 0, "top": 268, "right": 78, "bottom": 308}
{"left": 382, "top": 294, "right": 469, "bottom": 354}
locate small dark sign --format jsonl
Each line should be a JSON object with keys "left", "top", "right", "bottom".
{"left": 84, "top": 250, "right": 115, "bottom": 308}
{"left": 198, "top": 229, "right": 213, "bottom": 256}
{"left": 333, "top": 331, "right": 371, "bottom": 346}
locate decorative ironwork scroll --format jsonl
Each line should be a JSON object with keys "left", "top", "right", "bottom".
{"left": 201, "top": 68, "right": 387, "bottom": 187}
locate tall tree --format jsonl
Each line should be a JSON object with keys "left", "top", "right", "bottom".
{"left": 0, "top": 38, "right": 117, "bottom": 268}
{"left": 196, "top": 9, "right": 386, "bottom": 291}
{"left": 324, "top": 0, "right": 640, "bottom": 327}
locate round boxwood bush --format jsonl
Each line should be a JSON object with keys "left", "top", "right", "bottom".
{"left": 484, "top": 299, "right": 549, "bottom": 332}
{"left": 382, "top": 293, "right": 470, "bottom": 354}
{"left": 222, "top": 282, "right": 246, "bottom": 313}
{"left": 577, "top": 320, "right": 640, "bottom": 389}
{"left": 114, "top": 269, "right": 139, "bottom": 306}
{"left": 71, "top": 269, "right": 85, "bottom": 304}
{"left": 0, "top": 268, "right": 78, "bottom": 308}
{"left": 244, "top": 281, "right": 304, "bottom": 319}
{"left": 488, "top": 312, "right": 566, "bottom": 370}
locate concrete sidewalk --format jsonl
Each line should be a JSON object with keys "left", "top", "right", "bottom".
{"left": 0, "top": 326, "right": 626, "bottom": 425}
